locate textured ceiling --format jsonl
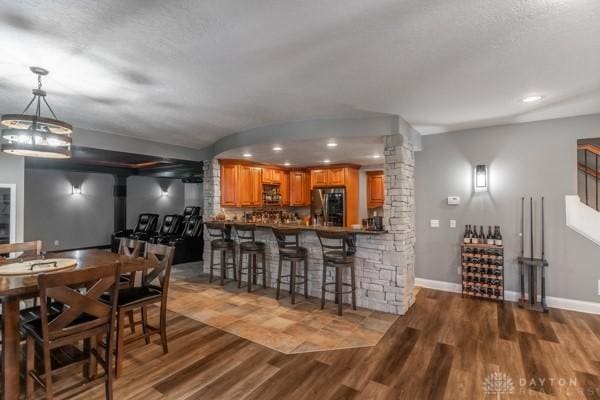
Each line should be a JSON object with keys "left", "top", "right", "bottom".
{"left": 217, "top": 136, "right": 384, "bottom": 167}
{"left": 1, "top": 0, "right": 599, "bottom": 149}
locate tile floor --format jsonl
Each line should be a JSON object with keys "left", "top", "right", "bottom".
{"left": 167, "top": 264, "right": 398, "bottom": 354}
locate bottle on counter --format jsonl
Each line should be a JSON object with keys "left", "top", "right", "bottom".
{"left": 471, "top": 224, "right": 479, "bottom": 244}
{"left": 463, "top": 225, "right": 471, "bottom": 244}
{"left": 494, "top": 226, "right": 503, "bottom": 246}
{"left": 486, "top": 226, "right": 494, "bottom": 245}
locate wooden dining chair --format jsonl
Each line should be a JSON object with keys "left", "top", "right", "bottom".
{"left": 118, "top": 238, "right": 142, "bottom": 334}
{"left": 0, "top": 240, "right": 43, "bottom": 260}
{"left": 22, "top": 262, "right": 121, "bottom": 400}
{"left": 112, "top": 243, "right": 174, "bottom": 377}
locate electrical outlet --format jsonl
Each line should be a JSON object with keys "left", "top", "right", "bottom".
{"left": 54, "top": 240, "right": 59, "bottom": 247}
{"left": 457, "top": 266, "right": 462, "bottom": 275}
{"left": 450, "top": 220, "right": 456, "bottom": 228}
{"left": 430, "top": 219, "right": 440, "bottom": 228}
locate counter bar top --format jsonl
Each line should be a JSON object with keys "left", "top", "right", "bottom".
{"left": 210, "top": 221, "right": 387, "bottom": 235}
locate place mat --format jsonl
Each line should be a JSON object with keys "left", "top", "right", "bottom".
{"left": 0, "top": 258, "right": 77, "bottom": 276}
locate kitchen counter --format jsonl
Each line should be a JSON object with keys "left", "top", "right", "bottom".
{"left": 202, "top": 219, "right": 404, "bottom": 315}
{"left": 212, "top": 221, "right": 388, "bottom": 235}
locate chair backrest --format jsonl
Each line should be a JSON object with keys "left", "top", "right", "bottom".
{"left": 0, "top": 240, "right": 42, "bottom": 259}
{"left": 183, "top": 206, "right": 201, "bottom": 219}
{"left": 271, "top": 228, "right": 300, "bottom": 250}
{"left": 182, "top": 215, "right": 202, "bottom": 238}
{"left": 315, "top": 230, "right": 350, "bottom": 257}
{"left": 118, "top": 238, "right": 142, "bottom": 258}
{"left": 142, "top": 243, "right": 175, "bottom": 295}
{"left": 158, "top": 214, "right": 183, "bottom": 235}
{"left": 234, "top": 224, "right": 256, "bottom": 243}
{"left": 134, "top": 214, "right": 159, "bottom": 234}
{"left": 38, "top": 262, "right": 121, "bottom": 342}
{"left": 205, "top": 222, "right": 229, "bottom": 240}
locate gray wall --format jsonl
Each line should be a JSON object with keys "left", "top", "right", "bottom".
{"left": 126, "top": 176, "right": 185, "bottom": 227}
{"left": 24, "top": 169, "right": 114, "bottom": 250}
{"left": 184, "top": 182, "right": 203, "bottom": 208}
{"left": 0, "top": 153, "right": 25, "bottom": 241}
{"left": 415, "top": 113, "right": 600, "bottom": 302}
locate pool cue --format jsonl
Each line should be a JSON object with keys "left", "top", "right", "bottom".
{"left": 530, "top": 197, "right": 535, "bottom": 306}
{"left": 541, "top": 196, "right": 547, "bottom": 311}
{"left": 519, "top": 197, "right": 525, "bottom": 306}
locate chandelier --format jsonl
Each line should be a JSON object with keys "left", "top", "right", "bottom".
{"left": 1, "top": 67, "right": 72, "bottom": 158}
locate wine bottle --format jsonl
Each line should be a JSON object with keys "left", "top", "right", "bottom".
{"left": 486, "top": 226, "right": 494, "bottom": 245}
{"left": 471, "top": 224, "right": 479, "bottom": 244}
{"left": 495, "top": 226, "right": 503, "bottom": 246}
{"left": 479, "top": 226, "right": 485, "bottom": 243}
{"left": 463, "top": 225, "right": 470, "bottom": 244}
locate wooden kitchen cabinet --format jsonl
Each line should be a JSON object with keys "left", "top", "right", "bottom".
{"left": 367, "top": 170, "right": 385, "bottom": 209}
{"left": 311, "top": 169, "right": 329, "bottom": 187}
{"left": 262, "top": 168, "right": 281, "bottom": 184}
{"left": 220, "top": 163, "right": 239, "bottom": 206}
{"left": 329, "top": 168, "right": 345, "bottom": 185}
{"left": 290, "top": 170, "right": 309, "bottom": 206}
{"left": 310, "top": 167, "right": 346, "bottom": 187}
{"left": 280, "top": 171, "right": 290, "bottom": 205}
{"left": 239, "top": 166, "right": 262, "bottom": 206}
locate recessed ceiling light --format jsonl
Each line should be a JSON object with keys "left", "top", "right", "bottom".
{"left": 326, "top": 142, "right": 338, "bottom": 147}
{"left": 272, "top": 146, "right": 282, "bottom": 151}
{"left": 323, "top": 159, "right": 331, "bottom": 163}
{"left": 372, "top": 154, "right": 381, "bottom": 159}
{"left": 522, "top": 95, "right": 543, "bottom": 103}
{"left": 284, "top": 162, "right": 291, "bottom": 166}
{"left": 243, "top": 153, "right": 252, "bottom": 157}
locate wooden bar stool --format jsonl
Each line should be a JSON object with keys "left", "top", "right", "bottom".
{"left": 205, "top": 222, "right": 237, "bottom": 285}
{"left": 234, "top": 224, "right": 267, "bottom": 292}
{"left": 272, "top": 228, "right": 308, "bottom": 304}
{"left": 316, "top": 230, "right": 357, "bottom": 316}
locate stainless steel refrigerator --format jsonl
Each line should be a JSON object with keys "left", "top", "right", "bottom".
{"left": 311, "top": 188, "right": 345, "bottom": 227}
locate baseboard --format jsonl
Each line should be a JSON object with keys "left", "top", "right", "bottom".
{"left": 415, "top": 278, "right": 600, "bottom": 315}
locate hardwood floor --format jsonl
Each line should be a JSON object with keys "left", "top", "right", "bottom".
{"left": 42, "top": 287, "right": 600, "bottom": 399}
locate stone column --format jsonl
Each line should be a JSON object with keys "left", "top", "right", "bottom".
{"left": 382, "top": 134, "right": 416, "bottom": 313}
{"left": 202, "top": 159, "right": 221, "bottom": 271}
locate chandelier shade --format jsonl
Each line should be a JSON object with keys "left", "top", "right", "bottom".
{"left": 1, "top": 67, "right": 73, "bottom": 158}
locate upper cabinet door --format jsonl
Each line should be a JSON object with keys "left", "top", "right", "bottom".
{"left": 329, "top": 168, "right": 345, "bottom": 186}
{"left": 221, "top": 164, "right": 239, "bottom": 206}
{"left": 238, "top": 165, "right": 253, "bottom": 206}
{"left": 367, "top": 171, "right": 385, "bottom": 208}
{"left": 280, "top": 172, "right": 290, "bottom": 205}
{"left": 251, "top": 167, "right": 263, "bottom": 205}
{"left": 290, "top": 171, "right": 306, "bottom": 206}
{"left": 311, "top": 169, "right": 329, "bottom": 187}
{"left": 262, "top": 168, "right": 273, "bottom": 184}
{"left": 271, "top": 169, "right": 281, "bottom": 184}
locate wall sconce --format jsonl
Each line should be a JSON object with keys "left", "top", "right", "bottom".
{"left": 474, "top": 165, "right": 488, "bottom": 191}
{"left": 161, "top": 190, "right": 169, "bottom": 197}
{"left": 72, "top": 185, "right": 82, "bottom": 195}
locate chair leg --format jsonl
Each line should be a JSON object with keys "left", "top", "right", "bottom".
{"left": 290, "top": 261, "right": 296, "bottom": 305}
{"left": 276, "top": 257, "right": 282, "bottom": 300}
{"left": 209, "top": 248, "right": 214, "bottom": 283}
{"left": 128, "top": 310, "right": 135, "bottom": 334}
{"left": 351, "top": 264, "right": 357, "bottom": 310}
{"left": 262, "top": 251, "right": 267, "bottom": 289}
{"left": 141, "top": 306, "right": 150, "bottom": 345}
{"left": 336, "top": 267, "right": 343, "bottom": 316}
{"left": 247, "top": 252, "right": 253, "bottom": 293}
{"left": 220, "top": 250, "right": 226, "bottom": 286}
{"left": 232, "top": 248, "right": 237, "bottom": 282}
{"left": 252, "top": 254, "right": 258, "bottom": 285}
{"left": 238, "top": 251, "right": 243, "bottom": 288}
{"left": 160, "top": 303, "right": 169, "bottom": 354}
{"left": 43, "top": 345, "right": 53, "bottom": 400}
{"left": 321, "top": 264, "right": 327, "bottom": 310}
{"left": 304, "top": 258, "right": 309, "bottom": 299}
{"left": 105, "top": 327, "right": 115, "bottom": 400}
{"left": 26, "top": 336, "right": 34, "bottom": 400}
{"left": 115, "top": 310, "right": 126, "bottom": 378}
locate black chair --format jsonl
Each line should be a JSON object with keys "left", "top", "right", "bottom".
{"left": 166, "top": 215, "right": 204, "bottom": 264}
{"left": 235, "top": 224, "right": 267, "bottom": 292}
{"left": 148, "top": 214, "right": 183, "bottom": 244}
{"left": 205, "top": 222, "right": 237, "bottom": 285}
{"left": 272, "top": 228, "right": 309, "bottom": 304}
{"left": 111, "top": 214, "right": 159, "bottom": 252}
{"left": 182, "top": 206, "right": 201, "bottom": 224}
{"left": 316, "top": 230, "right": 357, "bottom": 316}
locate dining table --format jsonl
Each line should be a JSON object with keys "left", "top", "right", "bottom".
{"left": 0, "top": 248, "right": 154, "bottom": 400}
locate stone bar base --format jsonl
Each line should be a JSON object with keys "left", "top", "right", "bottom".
{"left": 203, "top": 227, "right": 410, "bottom": 315}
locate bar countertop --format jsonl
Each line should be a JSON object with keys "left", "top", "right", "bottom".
{"left": 209, "top": 221, "right": 388, "bottom": 235}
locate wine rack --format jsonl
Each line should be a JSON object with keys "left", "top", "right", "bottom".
{"left": 461, "top": 243, "right": 504, "bottom": 301}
